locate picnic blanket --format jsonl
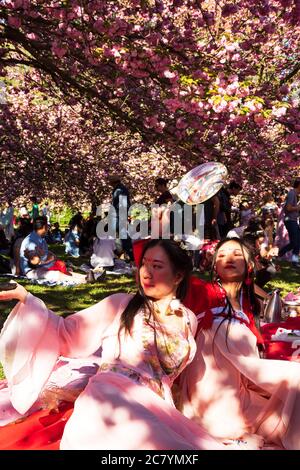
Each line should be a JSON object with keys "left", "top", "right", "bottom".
{"left": 0, "top": 272, "right": 84, "bottom": 288}
{"left": 80, "top": 259, "right": 134, "bottom": 276}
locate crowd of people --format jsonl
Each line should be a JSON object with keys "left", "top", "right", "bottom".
{"left": 0, "top": 176, "right": 300, "bottom": 450}
{"left": 201, "top": 179, "right": 300, "bottom": 283}
{"left": 1, "top": 177, "right": 299, "bottom": 284}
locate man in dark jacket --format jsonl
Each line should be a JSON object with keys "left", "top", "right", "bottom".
{"left": 217, "top": 181, "right": 242, "bottom": 238}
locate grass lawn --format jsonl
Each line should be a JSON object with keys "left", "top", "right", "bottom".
{"left": 0, "top": 244, "right": 299, "bottom": 380}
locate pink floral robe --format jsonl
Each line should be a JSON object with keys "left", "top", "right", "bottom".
{"left": 179, "top": 303, "right": 300, "bottom": 450}
{"left": 0, "top": 292, "right": 224, "bottom": 450}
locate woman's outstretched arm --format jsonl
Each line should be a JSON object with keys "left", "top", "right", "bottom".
{"left": 0, "top": 285, "right": 131, "bottom": 414}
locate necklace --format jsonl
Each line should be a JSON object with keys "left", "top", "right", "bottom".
{"left": 152, "top": 297, "right": 183, "bottom": 318}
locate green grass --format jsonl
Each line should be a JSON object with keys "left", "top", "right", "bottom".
{"left": 0, "top": 244, "right": 136, "bottom": 325}
{"left": 264, "top": 261, "right": 300, "bottom": 297}
{"left": 0, "top": 253, "right": 299, "bottom": 380}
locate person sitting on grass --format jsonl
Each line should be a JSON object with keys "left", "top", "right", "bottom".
{"left": 179, "top": 237, "right": 300, "bottom": 450}
{"left": 64, "top": 222, "right": 80, "bottom": 258}
{"left": 52, "top": 222, "right": 63, "bottom": 244}
{"left": 243, "top": 225, "right": 279, "bottom": 289}
{"left": 90, "top": 235, "right": 116, "bottom": 272}
{"left": 24, "top": 248, "right": 72, "bottom": 277}
{"left": 20, "top": 216, "right": 87, "bottom": 283}
{"left": 0, "top": 239, "right": 225, "bottom": 450}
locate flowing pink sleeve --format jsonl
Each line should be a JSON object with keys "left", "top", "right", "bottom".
{"left": 209, "top": 320, "right": 300, "bottom": 392}
{"left": 179, "top": 319, "right": 300, "bottom": 446}
{"left": 226, "top": 320, "right": 300, "bottom": 449}
{"left": 0, "top": 293, "right": 61, "bottom": 414}
{"left": 188, "top": 319, "right": 300, "bottom": 397}
{"left": 180, "top": 319, "right": 300, "bottom": 420}
{"left": 58, "top": 293, "right": 131, "bottom": 357}
{"left": 0, "top": 292, "right": 131, "bottom": 414}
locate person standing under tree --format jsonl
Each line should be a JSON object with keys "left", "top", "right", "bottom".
{"left": 154, "top": 178, "right": 174, "bottom": 205}
{"left": 42, "top": 202, "right": 51, "bottom": 226}
{"left": 217, "top": 182, "right": 242, "bottom": 238}
{"left": 30, "top": 197, "right": 39, "bottom": 221}
{"left": 0, "top": 201, "right": 14, "bottom": 241}
{"left": 278, "top": 179, "right": 300, "bottom": 268}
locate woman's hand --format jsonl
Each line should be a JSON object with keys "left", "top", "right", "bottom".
{"left": 0, "top": 283, "right": 28, "bottom": 303}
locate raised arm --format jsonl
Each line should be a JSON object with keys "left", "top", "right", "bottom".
{"left": 0, "top": 285, "right": 132, "bottom": 414}
{"left": 206, "top": 319, "right": 300, "bottom": 393}
{"left": 58, "top": 293, "right": 132, "bottom": 357}
{"left": 0, "top": 284, "right": 131, "bottom": 357}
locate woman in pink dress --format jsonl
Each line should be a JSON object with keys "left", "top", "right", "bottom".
{"left": 180, "top": 237, "right": 300, "bottom": 450}
{"left": 0, "top": 239, "right": 223, "bottom": 450}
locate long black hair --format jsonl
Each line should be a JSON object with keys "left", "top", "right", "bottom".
{"left": 210, "top": 237, "right": 261, "bottom": 351}
{"left": 119, "top": 239, "right": 193, "bottom": 335}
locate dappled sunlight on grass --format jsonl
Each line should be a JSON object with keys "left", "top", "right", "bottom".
{"left": 265, "top": 261, "right": 300, "bottom": 297}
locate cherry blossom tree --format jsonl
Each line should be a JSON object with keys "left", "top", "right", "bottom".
{"left": 0, "top": 0, "right": 300, "bottom": 202}
{"left": 1, "top": 69, "right": 185, "bottom": 203}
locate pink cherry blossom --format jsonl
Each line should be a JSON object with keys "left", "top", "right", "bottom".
{"left": 8, "top": 16, "right": 21, "bottom": 28}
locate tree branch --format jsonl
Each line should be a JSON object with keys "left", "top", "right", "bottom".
{"left": 280, "top": 62, "right": 300, "bottom": 85}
